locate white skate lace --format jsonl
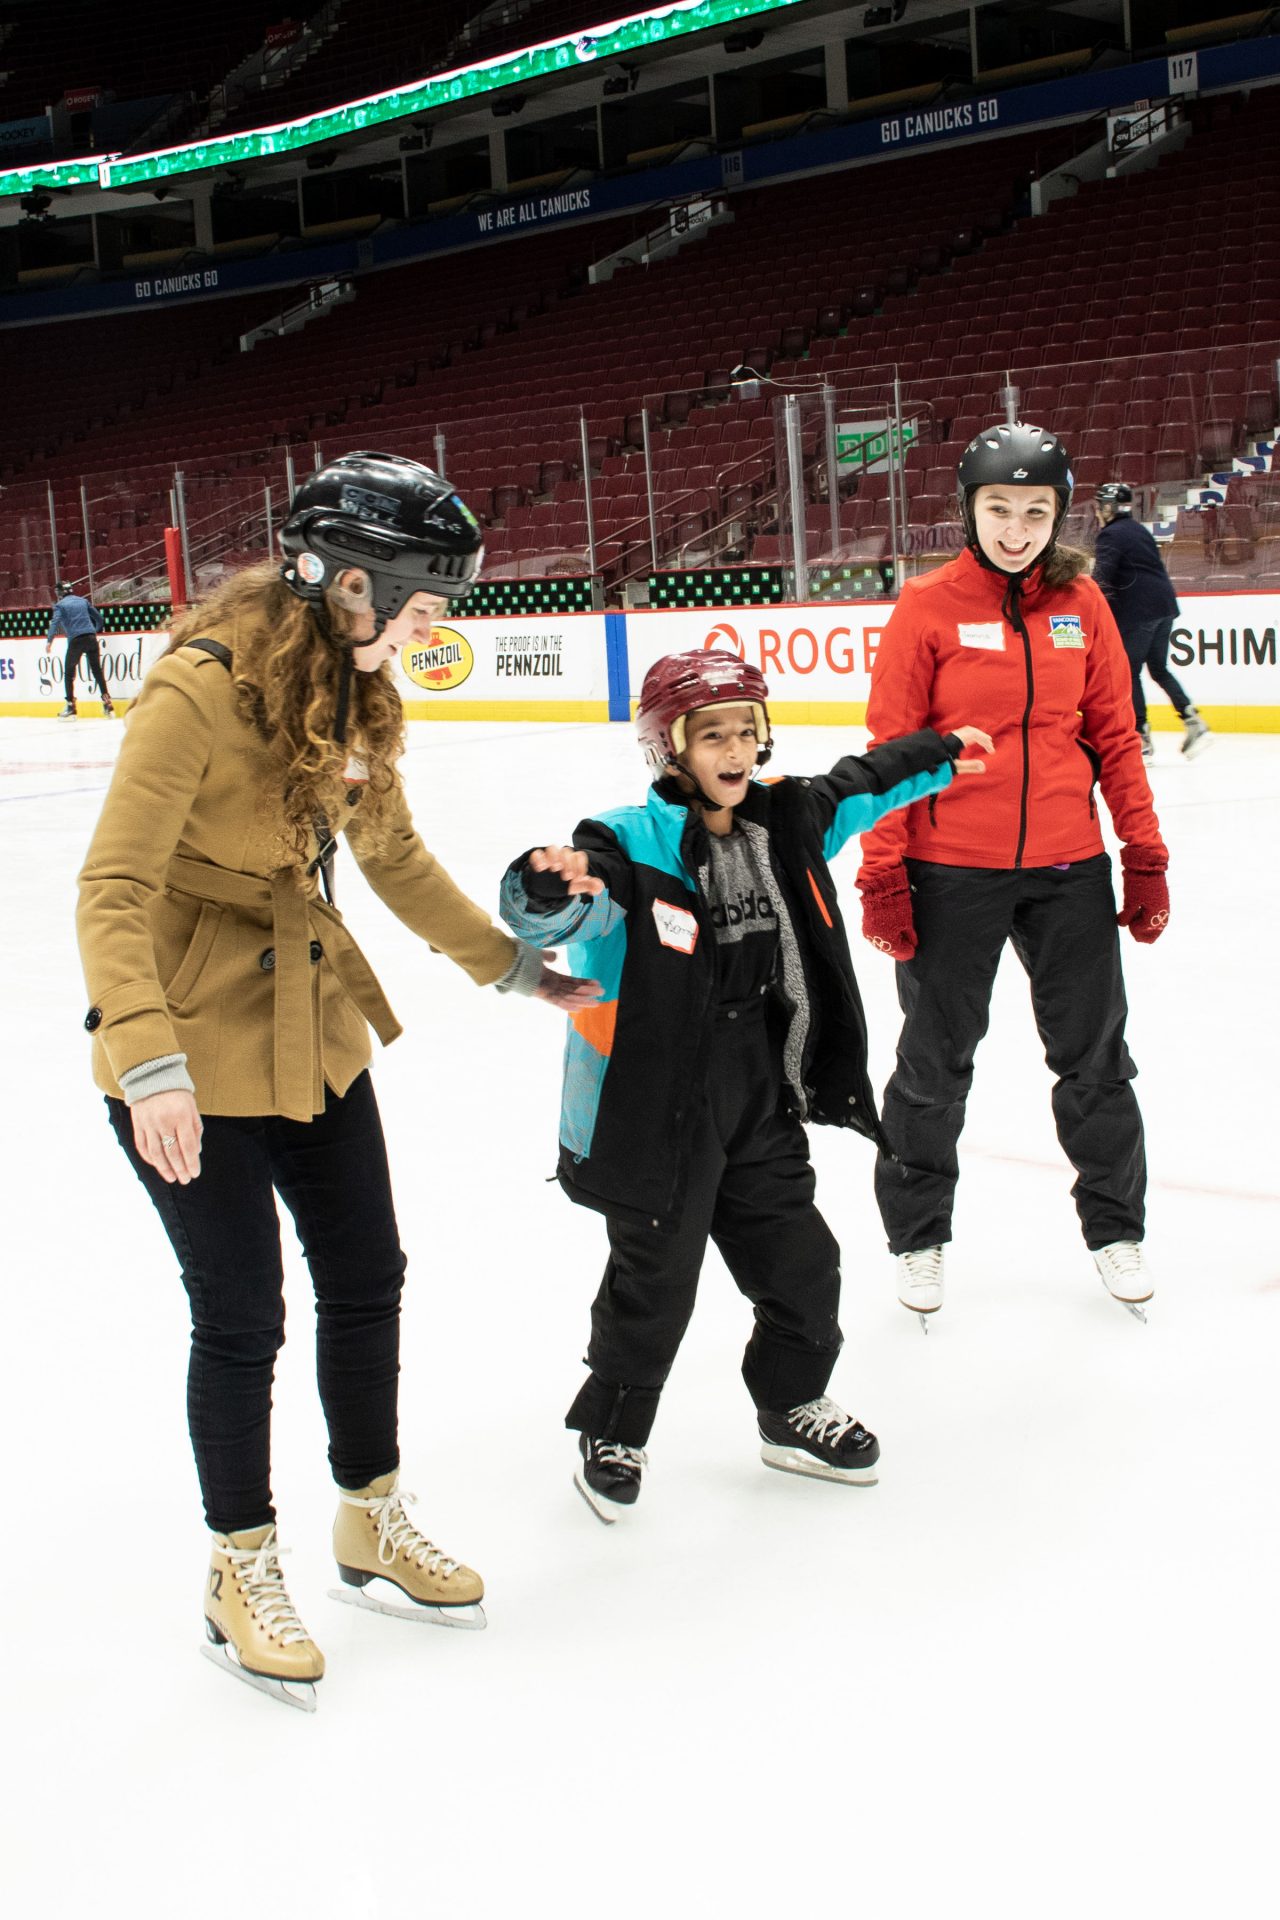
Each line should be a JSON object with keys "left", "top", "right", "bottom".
{"left": 1097, "top": 1241, "right": 1144, "bottom": 1280}
{"left": 223, "top": 1535, "right": 312, "bottom": 1646}
{"left": 900, "top": 1246, "right": 944, "bottom": 1285}
{"left": 787, "top": 1397, "right": 860, "bottom": 1446}
{"left": 352, "top": 1485, "right": 461, "bottom": 1577}
{"left": 593, "top": 1442, "right": 647, "bottom": 1470}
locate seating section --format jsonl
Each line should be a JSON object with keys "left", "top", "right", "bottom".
{"left": 2, "top": 91, "right": 1278, "bottom": 603}
{"left": 0, "top": 3, "right": 281, "bottom": 121}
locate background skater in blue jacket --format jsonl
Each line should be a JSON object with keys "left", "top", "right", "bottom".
{"left": 501, "top": 649, "right": 991, "bottom": 1521}
{"left": 46, "top": 580, "right": 113, "bottom": 718}
{"left": 1092, "top": 483, "right": 1209, "bottom": 759}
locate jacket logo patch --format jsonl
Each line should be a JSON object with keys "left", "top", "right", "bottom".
{"left": 957, "top": 622, "right": 1005, "bottom": 649}
{"left": 652, "top": 898, "right": 698, "bottom": 955}
{"left": 1049, "top": 615, "right": 1085, "bottom": 648}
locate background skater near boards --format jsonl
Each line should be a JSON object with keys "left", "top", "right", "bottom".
{"left": 46, "top": 580, "right": 113, "bottom": 718}
{"left": 75, "top": 452, "right": 599, "bottom": 1710}
{"left": 500, "top": 648, "right": 991, "bottom": 1522}
{"left": 1092, "top": 480, "right": 1211, "bottom": 760}
{"left": 858, "top": 424, "right": 1169, "bottom": 1330}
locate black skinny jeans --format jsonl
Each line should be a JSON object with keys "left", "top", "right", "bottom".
{"left": 875, "top": 856, "right": 1146, "bottom": 1256}
{"left": 64, "top": 635, "right": 111, "bottom": 706}
{"left": 1121, "top": 616, "right": 1190, "bottom": 728}
{"left": 108, "top": 1070, "right": 405, "bottom": 1533}
{"left": 567, "top": 997, "right": 844, "bottom": 1448}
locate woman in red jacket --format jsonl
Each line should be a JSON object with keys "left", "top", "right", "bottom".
{"left": 857, "top": 422, "right": 1169, "bottom": 1325}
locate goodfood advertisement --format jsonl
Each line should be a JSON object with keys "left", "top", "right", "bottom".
{"left": 0, "top": 629, "right": 170, "bottom": 712}
{"left": 625, "top": 596, "right": 1280, "bottom": 724}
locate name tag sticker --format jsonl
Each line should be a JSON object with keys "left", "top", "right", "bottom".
{"left": 957, "top": 623, "right": 1005, "bottom": 649}
{"left": 1049, "top": 615, "right": 1085, "bottom": 647}
{"left": 652, "top": 898, "right": 699, "bottom": 955}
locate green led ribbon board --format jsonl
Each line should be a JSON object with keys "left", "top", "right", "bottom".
{"left": 0, "top": 157, "right": 105, "bottom": 197}
{"left": 94, "top": 1, "right": 805, "bottom": 188}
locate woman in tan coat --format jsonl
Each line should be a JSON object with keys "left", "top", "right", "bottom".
{"left": 77, "top": 452, "right": 598, "bottom": 1710}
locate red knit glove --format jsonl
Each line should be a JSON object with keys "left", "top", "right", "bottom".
{"left": 1116, "top": 846, "right": 1170, "bottom": 945}
{"left": 860, "top": 866, "right": 917, "bottom": 960}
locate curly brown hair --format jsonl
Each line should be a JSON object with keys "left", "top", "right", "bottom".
{"left": 167, "top": 561, "right": 406, "bottom": 858}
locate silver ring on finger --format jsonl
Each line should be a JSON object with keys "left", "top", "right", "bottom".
{"left": 160, "top": 1134, "right": 179, "bottom": 1150}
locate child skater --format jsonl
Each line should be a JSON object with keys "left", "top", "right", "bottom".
{"left": 500, "top": 649, "right": 991, "bottom": 1520}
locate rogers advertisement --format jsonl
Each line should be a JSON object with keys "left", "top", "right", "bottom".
{"left": 625, "top": 597, "right": 1280, "bottom": 714}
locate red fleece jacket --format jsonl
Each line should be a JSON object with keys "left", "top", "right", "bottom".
{"left": 859, "top": 546, "right": 1166, "bottom": 878}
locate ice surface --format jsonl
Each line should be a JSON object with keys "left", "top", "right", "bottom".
{"left": 2, "top": 715, "right": 1276, "bottom": 1918}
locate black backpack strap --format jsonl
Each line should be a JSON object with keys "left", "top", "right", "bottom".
{"left": 307, "top": 814, "right": 339, "bottom": 907}
{"left": 183, "top": 637, "right": 232, "bottom": 668}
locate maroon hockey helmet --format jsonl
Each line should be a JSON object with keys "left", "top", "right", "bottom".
{"left": 636, "top": 648, "right": 773, "bottom": 775}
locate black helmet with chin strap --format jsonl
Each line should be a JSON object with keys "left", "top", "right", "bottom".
{"left": 280, "top": 451, "right": 484, "bottom": 628}
{"left": 280, "top": 451, "right": 483, "bottom": 743}
{"left": 957, "top": 422, "right": 1074, "bottom": 555}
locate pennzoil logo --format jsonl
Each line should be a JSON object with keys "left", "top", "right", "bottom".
{"left": 403, "top": 625, "right": 473, "bottom": 691}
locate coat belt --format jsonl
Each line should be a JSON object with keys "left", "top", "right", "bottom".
{"left": 166, "top": 854, "right": 402, "bottom": 1118}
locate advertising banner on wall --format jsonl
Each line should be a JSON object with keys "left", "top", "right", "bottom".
{"left": 386, "top": 611, "right": 610, "bottom": 719}
{"left": 0, "top": 629, "right": 170, "bottom": 711}
{"left": 625, "top": 596, "right": 1280, "bottom": 726}
{"left": 1, "top": 598, "right": 1276, "bottom": 726}
{"left": 625, "top": 605, "right": 892, "bottom": 718}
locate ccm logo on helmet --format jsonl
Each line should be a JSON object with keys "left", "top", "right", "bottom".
{"left": 339, "top": 483, "right": 402, "bottom": 526}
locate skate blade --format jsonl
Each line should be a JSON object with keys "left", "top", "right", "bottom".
{"left": 199, "top": 1641, "right": 318, "bottom": 1712}
{"left": 573, "top": 1467, "right": 636, "bottom": 1525}
{"left": 327, "top": 1584, "right": 487, "bottom": 1630}
{"left": 759, "top": 1443, "right": 878, "bottom": 1486}
{"left": 1100, "top": 1278, "right": 1150, "bottom": 1323}
{"left": 1181, "top": 737, "right": 1212, "bottom": 761}
{"left": 899, "top": 1300, "right": 940, "bottom": 1332}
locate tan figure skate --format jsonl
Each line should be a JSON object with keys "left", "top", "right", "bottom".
{"left": 202, "top": 1523, "right": 325, "bottom": 1712}
{"left": 329, "top": 1472, "right": 486, "bottom": 1630}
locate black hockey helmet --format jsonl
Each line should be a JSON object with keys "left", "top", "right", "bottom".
{"left": 280, "top": 451, "right": 484, "bottom": 627}
{"left": 957, "top": 422, "right": 1074, "bottom": 551}
{"left": 1095, "top": 480, "right": 1134, "bottom": 515}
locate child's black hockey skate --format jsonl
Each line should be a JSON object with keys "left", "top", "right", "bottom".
{"left": 575, "top": 1434, "right": 647, "bottom": 1523}
{"left": 758, "top": 1397, "right": 880, "bottom": 1485}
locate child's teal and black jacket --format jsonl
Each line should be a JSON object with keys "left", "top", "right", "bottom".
{"left": 500, "top": 729, "right": 960, "bottom": 1231}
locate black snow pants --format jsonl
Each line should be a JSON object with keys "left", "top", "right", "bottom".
{"left": 874, "top": 855, "right": 1146, "bottom": 1256}
{"left": 64, "top": 634, "right": 111, "bottom": 706}
{"left": 567, "top": 994, "right": 843, "bottom": 1448}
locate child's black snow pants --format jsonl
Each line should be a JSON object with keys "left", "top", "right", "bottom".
{"left": 567, "top": 993, "right": 843, "bottom": 1447}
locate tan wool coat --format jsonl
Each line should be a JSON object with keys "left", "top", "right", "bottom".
{"left": 77, "top": 641, "right": 518, "bottom": 1120}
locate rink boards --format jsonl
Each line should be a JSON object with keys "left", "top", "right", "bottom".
{"left": 5, "top": 593, "right": 1280, "bottom": 728}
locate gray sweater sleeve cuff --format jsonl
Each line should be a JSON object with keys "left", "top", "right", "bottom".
{"left": 494, "top": 940, "right": 543, "bottom": 997}
{"left": 118, "top": 1053, "right": 196, "bottom": 1106}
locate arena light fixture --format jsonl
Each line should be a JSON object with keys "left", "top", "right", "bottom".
{"left": 99, "top": 1, "right": 805, "bottom": 189}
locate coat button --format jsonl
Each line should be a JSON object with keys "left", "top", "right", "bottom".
{"left": 727, "top": 1009, "right": 737, "bottom": 1020}
{"left": 84, "top": 1006, "right": 102, "bottom": 1032}
{"left": 259, "top": 948, "right": 276, "bottom": 971}
{"left": 309, "top": 940, "right": 322, "bottom": 964}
